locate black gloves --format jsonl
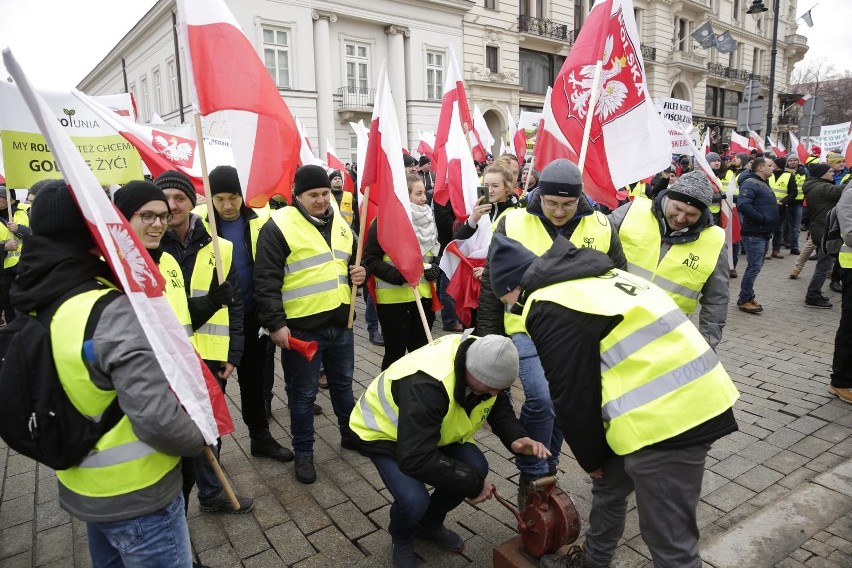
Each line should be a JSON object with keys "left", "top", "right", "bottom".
{"left": 208, "top": 281, "right": 233, "bottom": 306}
{"left": 424, "top": 264, "right": 440, "bottom": 282}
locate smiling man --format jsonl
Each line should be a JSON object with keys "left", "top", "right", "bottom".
{"left": 610, "top": 170, "right": 729, "bottom": 349}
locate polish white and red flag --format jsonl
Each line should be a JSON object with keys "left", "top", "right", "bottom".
{"left": 295, "top": 117, "right": 325, "bottom": 168}
{"left": 768, "top": 136, "right": 787, "bottom": 157}
{"left": 468, "top": 104, "right": 494, "bottom": 162}
{"left": 499, "top": 137, "right": 507, "bottom": 157}
{"left": 360, "top": 62, "right": 423, "bottom": 288}
{"left": 433, "top": 44, "right": 474, "bottom": 218}
{"left": 5, "top": 48, "right": 232, "bottom": 444}
{"left": 177, "top": 0, "right": 300, "bottom": 206}
{"left": 748, "top": 130, "right": 765, "bottom": 152}
{"left": 701, "top": 128, "right": 711, "bottom": 156}
{"left": 533, "top": 0, "right": 671, "bottom": 210}
{"left": 842, "top": 134, "right": 852, "bottom": 168}
{"left": 788, "top": 131, "right": 809, "bottom": 163}
{"left": 417, "top": 131, "right": 436, "bottom": 162}
{"left": 729, "top": 131, "right": 752, "bottom": 155}
{"left": 506, "top": 106, "right": 527, "bottom": 169}
{"left": 326, "top": 140, "right": 355, "bottom": 195}
{"left": 795, "top": 94, "right": 812, "bottom": 106}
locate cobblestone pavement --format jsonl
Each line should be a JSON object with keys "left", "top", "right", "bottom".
{"left": 1, "top": 248, "right": 850, "bottom": 567}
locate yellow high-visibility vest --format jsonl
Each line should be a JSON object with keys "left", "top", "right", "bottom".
{"left": 189, "top": 238, "right": 234, "bottom": 362}
{"left": 0, "top": 209, "right": 30, "bottom": 269}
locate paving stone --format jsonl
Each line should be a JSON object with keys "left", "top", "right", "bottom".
{"left": 764, "top": 450, "right": 812, "bottom": 475}
{"left": 221, "top": 514, "right": 270, "bottom": 559}
{"left": 787, "top": 436, "right": 836, "bottom": 459}
{"left": 35, "top": 499, "right": 70, "bottom": 531}
{"left": 242, "top": 548, "right": 287, "bottom": 568}
{"left": 702, "top": 482, "right": 757, "bottom": 513}
{"left": 341, "top": 479, "right": 388, "bottom": 514}
{"left": 250, "top": 492, "right": 291, "bottom": 530}
{"left": 765, "top": 428, "right": 808, "bottom": 449}
{"left": 327, "top": 500, "right": 377, "bottom": 540}
{"left": 778, "top": 466, "right": 819, "bottom": 490}
{"left": 307, "top": 525, "right": 365, "bottom": 565}
{"left": 2, "top": 473, "right": 35, "bottom": 502}
{"left": 802, "top": 538, "right": 833, "bottom": 557}
{"left": 0, "top": 494, "right": 34, "bottom": 529}
{"left": 0, "top": 521, "right": 32, "bottom": 560}
{"left": 736, "top": 464, "right": 785, "bottom": 493}
{"left": 811, "top": 423, "right": 852, "bottom": 444}
{"left": 284, "top": 495, "right": 332, "bottom": 535}
{"left": 188, "top": 514, "right": 227, "bottom": 553}
{"left": 197, "top": 543, "right": 243, "bottom": 568}
{"left": 710, "top": 454, "right": 759, "bottom": 480}
{"left": 266, "top": 520, "right": 315, "bottom": 565}
{"left": 34, "top": 522, "right": 72, "bottom": 566}
{"left": 356, "top": 527, "right": 393, "bottom": 566}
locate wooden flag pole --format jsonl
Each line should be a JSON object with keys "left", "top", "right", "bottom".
{"left": 576, "top": 60, "right": 604, "bottom": 175}
{"left": 347, "top": 184, "right": 371, "bottom": 328}
{"left": 194, "top": 113, "right": 224, "bottom": 284}
{"left": 412, "top": 287, "right": 434, "bottom": 343}
{"left": 203, "top": 446, "right": 240, "bottom": 511}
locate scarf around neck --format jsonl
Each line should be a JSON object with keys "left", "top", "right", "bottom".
{"left": 410, "top": 202, "right": 439, "bottom": 257}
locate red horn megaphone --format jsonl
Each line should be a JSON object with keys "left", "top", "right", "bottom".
{"left": 289, "top": 337, "right": 318, "bottom": 361}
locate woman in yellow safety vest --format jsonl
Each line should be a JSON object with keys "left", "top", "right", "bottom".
{"left": 364, "top": 174, "right": 441, "bottom": 370}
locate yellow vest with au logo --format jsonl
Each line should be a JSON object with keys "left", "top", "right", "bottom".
{"left": 159, "top": 251, "right": 195, "bottom": 345}
{"left": 54, "top": 286, "right": 179, "bottom": 495}
{"left": 190, "top": 238, "right": 234, "bottom": 362}
{"left": 270, "top": 206, "right": 353, "bottom": 319}
{"left": 374, "top": 252, "right": 434, "bottom": 304}
{"left": 349, "top": 334, "right": 497, "bottom": 445}
{"left": 619, "top": 197, "right": 724, "bottom": 314}
{"left": 1, "top": 209, "right": 30, "bottom": 269}
{"left": 627, "top": 182, "right": 647, "bottom": 200}
{"left": 522, "top": 271, "right": 739, "bottom": 456}
{"left": 501, "top": 208, "right": 611, "bottom": 334}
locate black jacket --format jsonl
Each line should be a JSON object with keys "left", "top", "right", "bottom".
{"left": 521, "top": 237, "right": 738, "bottom": 472}
{"left": 737, "top": 171, "right": 780, "bottom": 237}
{"left": 802, "top": 177, "right": 844, "bottom": 244}
{"left": 254, "top": 202, "right": 361, "bottom": 332}
{"left": 433, "top": 198, "right": 456, "bottom": 254}
{"left": 161, "top": 214, "right": 245, "bottom": 367}
{"left": 452, "top": 195, "right": 520, "bottom": 241}
{"left": 475, "top": 193, "right": 627, "bottom": 337}
{"left": 355, "top": 337, "right": 528, "bottom": 499}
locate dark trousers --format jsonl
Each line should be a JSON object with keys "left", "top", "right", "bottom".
{"left": 831, "top": 266, "right": 852, "bottom": 388}
{"left": 238, "top": 311, "right": 271, "bottom": 439}
{"left": 376, "top": 299, "right": 435, "bottom": 370}
{"left": 0, "top": 268, "right": 17, "bottom": 323}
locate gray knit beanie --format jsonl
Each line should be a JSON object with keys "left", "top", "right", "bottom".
{"left": 465, "top": 335, "right": 519, "bottom": 390}
{"left": 705, "top": 152, "right": 721, "bottom": 163}
{"left": 536, "top": 159, "right": 583, "bottom": 198}
{"left": 666, "top": 170, "right": 713, "bottom": 211}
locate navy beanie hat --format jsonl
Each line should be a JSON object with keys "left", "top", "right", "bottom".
{"left": 488, "top": 233, "right": 538, "bottom": 296}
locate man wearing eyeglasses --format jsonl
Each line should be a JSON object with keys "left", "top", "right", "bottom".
{"left": 476, "top": 158, "right": 627, "bottom": 509}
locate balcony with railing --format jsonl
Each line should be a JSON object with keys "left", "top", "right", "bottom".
{"left": 706, "top": 63, "right": 769, "bottom": 86}
{"left": 518, "top": 15, "right": 574, "bottom": 44}
{"left": 337, "top": 86, "right": 375, "bottom": 110}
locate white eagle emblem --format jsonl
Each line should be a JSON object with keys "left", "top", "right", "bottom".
{"left": 109, "top": 224, "right": 159, "bottom": 288}
{"left": 566, "top": 35, "right": 629, "bottom": 121}
{"left": 153, "top": 135, "right": 194, "bottom": 162}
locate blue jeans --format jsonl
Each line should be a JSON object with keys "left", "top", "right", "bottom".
{"left": 738, "top": 235, "right": 769, "bottom": 303}
{"left": 806, "top": 247, "right": 835, "bottom": 300}
{"left": 772, "top": 205, "right": 787, "bottom": 251}
{"left": 281, "top": 326, "right": 356, "bottom": 456}
{"left": 87, "top": 494, "right": 192, "bottom": 568}
{"left": 370, "top": 442, "right": 488, "bottom": 540}
{"left": 511, "top": 333, "right": 562, "bottom": 477}
{"left": 194, "top": 445, "right": 222, "bottom": 502}
{"left": 364, "top": 291, "right": 379, "bottom": 334}
{"left": 439, "top": 271, "right": 460, "bottom": 327}
{"left": 785, "top": 202, "right": 804, "bottom": 251}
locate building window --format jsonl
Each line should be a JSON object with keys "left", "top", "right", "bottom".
{"left": 425, "top": 50, "right": 444, "bottom": 100}
{"left": 263, "top": 27, "right": 291, "bottom": 89}
{"left": 140, "top": 76, "right": 149, "bottom": 122}
{"left": 733, "top": 0, "right": 740, "bottom": 20}
{"left": 723, "top": 89, "right": 740, "bottom": 119}
{"left": 345, "top": 42, "right": 370, "bottom": 89}
{"left": 676, "top": 18, "right": 688, "bottom": 51}
{"left": 167, "top": 60, "right": 178, "bottom": 111}
{"left": 152, "top": 68, "right": 162, "bottom": 116}
{"left": 484, "top": 0, "right": 496, "bottom": 9}
{"left": 574, "top": 0, "right": 585, "bottom": 32}
{"left": 705, "top": 86, "right": 717, "bottom": 116}
{"left": 486, "top": 45, "right": 499, "bottom": 73}
{"left": 705, "top": 86, "right": 741, "bottom": 120}
{"left": 349, "top": 133, "right": 358, "bottom": 167}
{"left": 520, "top": 49, "right": 565, "bottom": 94}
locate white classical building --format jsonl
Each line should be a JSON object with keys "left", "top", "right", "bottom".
{"left": 79, "top": 0, "right": 808, "bottom": 161}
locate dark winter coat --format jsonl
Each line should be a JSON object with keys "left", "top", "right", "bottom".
{"left": 737, "top": 171, "right": 780, "bottom": 237}
{"left": 802, "top": 177, "right": 844, "bottom": 245}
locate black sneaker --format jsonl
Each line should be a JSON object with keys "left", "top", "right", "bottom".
{"left": 805, "top": 297, "right": 833, "bottom": 309}
{"left": 199, "top": 491, "right": 255, "bottom": 514}
{"left": 413, "top": 524, "right": 464, "bottom": 552}
{"left": 829, "top": 280, "right": 843, "bottom": 293}
{"left": 369, "top": 330, "right": 385, "bottom": 346}
{"left": 294, "top": 455, "right": 316, "bottom": 484}
{"left": 392, "top": 537, "right": 418, "bottom": 568}
{"left": 250, "top": 435, "right": 294, "bottom": 462}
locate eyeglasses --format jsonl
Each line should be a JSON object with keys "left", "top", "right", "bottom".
{"left": 134, "top": 210, "right": 173, "bottom": 225}
{"left": 541, "top": 199, "right": 577, "bottom": 212}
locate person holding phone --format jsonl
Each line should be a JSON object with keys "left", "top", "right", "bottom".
{"left": 455, "top": 164, "right": 520, "bottom": 244}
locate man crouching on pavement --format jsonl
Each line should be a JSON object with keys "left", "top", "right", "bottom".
{"left": 349, "top": 333, "right": 549, "bottom": 568}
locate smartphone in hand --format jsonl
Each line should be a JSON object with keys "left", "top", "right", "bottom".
{"left": 477, "top": 185, "right": 489, "bottom": 203}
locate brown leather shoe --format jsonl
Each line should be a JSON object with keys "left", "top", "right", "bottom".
{"left": 789, "top": 267, "right": 801, "bottom": 279}
{"left": 771, "top": 251, "right": 785, "bottom": 259}
{"left": 737, "top": 298, "right": 763, "bottom": 314}
{"left": 828, "top": 385, "right": 852, "bottom": 404}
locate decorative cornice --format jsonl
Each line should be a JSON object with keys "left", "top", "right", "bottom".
{"left": 311, "top": 10, "right": 337, "bottom": 23}
{"left": 384, "top": 25, "right": 411, "bottom": 38}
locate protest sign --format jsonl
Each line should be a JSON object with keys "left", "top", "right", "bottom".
{"left": 656, "top": 97, "right": 696, "bottom": 155}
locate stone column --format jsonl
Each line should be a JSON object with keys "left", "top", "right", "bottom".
{"left": 312, "top": 10, "right": 337, "bottom": 158}
{"left": 385, "top": 25, "right": 410, "bottom": 148}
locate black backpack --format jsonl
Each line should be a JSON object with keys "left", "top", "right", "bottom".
{"left": 0, "top": 284, "right": 124, "bottom": 470}
{"left": 822, "top": 206, "right": 842, "bottom": 258}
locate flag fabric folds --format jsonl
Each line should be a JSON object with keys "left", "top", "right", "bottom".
{"left": 788, "top": 131, "right": 809, "bottom": 163}
{"left": 506, "top": 106, "right": 527, "bottom": 168}
{"left": 800, "top": 9, "right": 813, "bottom": 28}
{"left": 417, "top": 131, "right": 435, "bottom": 162}
{"left": 469, "top": 105, "right": 495, "bottom": 162}
{"left": 730, "top": 131, "right": 752, "bottom": 154}
{"left": 714, "top": 31, "right": 738, "bottom": 54}
{"left": 539, "top": 0, "right": 671, "bottom": 209}
{"left": 327, "top": 140, "right": 355, "bottom": 194}
{"left": 690, "top": 21, "right": 717, "bottom": 49}
{"left": 360, "top": 63, "right": 423, "bottom": 288}
{"left": 177, "top": 0, "right": 300, "bottom": 207}
{"left": 4, "top": 48, "right": 232, "bottom": 445}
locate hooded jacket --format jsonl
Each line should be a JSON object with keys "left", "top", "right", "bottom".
{"left": 802, "top": 177, "right": 844, "bottom": 245}
{"left": 608, "top": 190, "right": 729, "bottom": 349}
{"left": 518, "top": 237, "right": 737, "bottom": 472}
{"left": 476, "top": 193, "right": 627, "bottom": 337}
{"left": 737, "top": 171, "right": 780, "bottom": 237}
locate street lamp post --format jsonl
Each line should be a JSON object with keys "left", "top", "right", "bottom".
{"left": 747, "top": 0, "right": 780, "bottom": 145}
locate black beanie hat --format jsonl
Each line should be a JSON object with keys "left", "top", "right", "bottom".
{"left": 113, "top": 180, "right": 169, "bottom": 221}
{"left": 418, "top": 155, "right": 431, "bottom": 167}
{"left": 773, "top": 157, "right": 787, "bottom": 170}
{"left": 403, "top": 153, "right": 418, "bottom": 167}
{"left": 30, "top": 180, "right": 95, "bottom": 250}
{"left": 488, "top": 233, "right": 538, "bottom": 296}
{"left": 208, "top": 165, "right": 242, "bottom": 197}
{"left": 293, "top": 165, "right": 332, "bottom": 197}
{"left": 328, "top": 169, "right": 343, "bottom": 181}
{"left": 808, "top": 163, "right": 831, "bottom": 179}
{"left": 154, "top": 170, "right": 197, "bottom": 206}
{"left": 537, "top": 159, "right": 583, "bottom": 198}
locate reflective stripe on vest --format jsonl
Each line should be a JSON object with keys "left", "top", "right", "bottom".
{"left": 619, "top": 197, "right": 724, "bottom": 313}
{"left": 271, "top": 207, "right": 353, "bottom": 319}
{"left": 522, "top": 270, "right": 739, "bottom": 456}
{"left": 502, "top": 208, "right": 611, "bottom": 334}
{"left": 770, "top": 172, "right": 792, "bottom": 204}
{"left": 159, "top": 251, "right": 195, "bottom": 340}
{"left": 374, "top": 254, "right": 433, "bottom": 304}
{"left": 0, "top": 209, "right": 29, "bottom": 269}
{"left": 53, "top": 287, "right": 179, "bottom": 496}
{"left": 840, "top": 243, "right": 852, "bottom": 269}
{"left": 349, "top": 335, "right": 497, "bottom": 446}
{"left": 189, "top": 238, "right": 234, "bottom": 361}
{"left": 195, "top": 205, "right": 269, "bottom": 260}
